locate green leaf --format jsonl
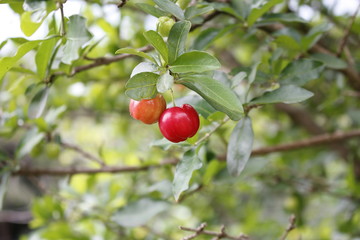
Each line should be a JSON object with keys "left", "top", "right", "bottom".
{"left": 125, "top": 72, "right": 159, "bottom": 100}
{"left": 153, "top": 0, "right": 185, "bottom": 20}
{"left": 36, "top": 37, "right": 58, "bottom": 79}
{"left": 173, "top": 149, "right": 202, "bottom": 201}
{"left": 192, "top": 25, "right": 234, "bottom": 50}
{"left": 247, "top": 0, "right": 282, "bottom": 26}
{"left": 250, "top": 85, "right": 314, "bottom": 104}
{"left": 0, "top": 172, "right": 10, "bottom": 210}
{"left": 168, "top": 20, "right": 191, "bottom": 64}
{"left": 260, "top": 13, "right": 306, "bottom": 23}
{"left": 130, "top": 62, "right": 158, "bottom": 78}
{"left": 169, "top": 51, "right": 221, "bottom": 73}
{"left": 143, "top": 30, "right": 168, "bottom": 63}
{"left": 28, "top": 86, "right": 50, "bottom": 119}
{"left": 157, "top": 70, "right": 174, "bottom": 93}
{"left": 16, "top": 128, "right": 45, "bottom": 159}
{"left": 20, "top": 1, "right": 56, "bottom": 36}
{"left": 111, "top": 198, "right": 169, "bottom": 227}
{"left": 227, "top": 117, "right": 253, "bottom": 176}
{"left": 115, "top": 48, "right": 155, "bottom": 63}
{"left": 61, "top": 15, "right": 93, "bottom": 64}
{"left": 135, "top": 3, "right": 168, "bottom": 18}
{"left": 280, "top": 59, "right": 324, "bottom": 86}
{"left": 274, "top": 35, "right": 301, "bottom": 51}
{"left": 310, "top": 53, "right": 347, "bottom": 70}
{"left": 20, "top": 11, "right": 43, "bottom": 36}
{"left": 184, "top": 5, "right": 214, "bottom": 19}
{"left": 178, "top": 75, "right": 244, "bottom": 120}
{"left": 0, "top": 39, "right": 42, "bottom": 80}
{"left": 301, "top": 23, "right": 332, "bottom": 50}
{"left": 193, "top": 28, "right": 221, "bottom": 51}
{"left": 44, "top": 105, "right": 67, "bottom": 125}
{"left": 210, "top": 2, "right": 244, "bottom": 20}
{"left": 231, "top": 71, "right": 247, "bottom": 87}
{"left": 248, "top": 62, "right": 260, "bottom": 85}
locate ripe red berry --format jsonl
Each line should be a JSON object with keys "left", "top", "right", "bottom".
{"left": 158, "top": 104, "right": 200, "bottom": 143}
{"left": 129, "top": 94, "right": 166, "bottom": 124}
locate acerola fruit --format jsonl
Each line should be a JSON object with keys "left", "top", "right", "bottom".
{"left": 129, "top": 94, "right": 166, "bottom": 124}
{"left": 157, "top": 16, "right": 175, "bottom": 37}
{"left": 158, "top": 104, "right": 200, "bottom": 143}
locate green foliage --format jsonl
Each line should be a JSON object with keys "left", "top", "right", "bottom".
{"left": 62, "top": 15, "right": 93, "bottom": 64}
{"left": 173, "top": 149, "right": 203, "bottom": 201}
{"left": 115, "top": 48, "right": 155, "bottom": 62}
{"left": 125, "top": 72, "right": 159, "bottom": 100}
{"left": 250, "top": 85, "right": 314, "bottom": 104}
{"left": 167, "top": 20, "right": 191, "bottom": 63}
{"left": 1, "top": 0, "right": 359, "bottom": 239}
{"left": 28, "top": 86, "right": 50, "bottom": 119}
{"left": 143, "top": 30, "right": 169, "bottom": 63}
{"left": 227, "top": 117, "right": 253, "bottom": 176}
{"left": 170, "top": 51, "right": 221, "bottom": 73}
{"left": 153, "top": 0, "right": 185, "bottom": 20}
{"left": 178, "top": 75, "right": 244, "bottom": 120}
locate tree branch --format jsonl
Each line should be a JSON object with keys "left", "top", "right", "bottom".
{"left": 337, "top": 2, "right": 360, "bottom": 56}
{"left": 13, "top": 159, "right": 178, "bottom": 176}
{"left": 280, "top": 215, "right": 296, "bottom": 240}
{"left": 50, "top": 45, "right": 153, "bottom": 81}
{"left": 12, "top": 129, "right": 360, "bottom": 176}
{"left": 0, "top": 210, "right": 32, "bottom": 224}
{"left": 251, "top": 129, "right": 360, "bottom": 156}
{"left": 180, "top": 223, "right": 249, "bottom": 240}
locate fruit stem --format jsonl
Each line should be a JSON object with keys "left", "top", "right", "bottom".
{"left": 170, "top": 88, "right": 176, "bottom": 107}
{"left": 194, "top": 117, "right": 230, "bottom": 146}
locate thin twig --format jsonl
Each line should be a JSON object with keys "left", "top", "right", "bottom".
{"left": 182, "top": 223, "right": 207, "bottom": 240}
{"left": 50, "top": 45, "right": 153, "bottom": 82}
{"left": 194, "top": 117, "right": 230, "bottom": 146}
{"left": 60, "top": 140, "right": 106, "bottom": 167}
{"left": 337, "top": 2, "right": 360, "bottom": 56}
{"left": 280, "top": 215, "right": 296, "bottom": 240}
{"left": 180, "top": 223, "right": 249, "bottom": 240}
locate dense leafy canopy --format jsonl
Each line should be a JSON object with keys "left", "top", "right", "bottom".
{"left": 1, "top": 0, "right": 360, "bottom": 239}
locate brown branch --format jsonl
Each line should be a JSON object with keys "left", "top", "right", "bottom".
{"left": 251, "top": 129, "right": 360, "bottom": 156}
{"left": 13, "top": 159, "right": 178, "bottom": 176}
{"left": 0, "top": 211, "right": 32, "bottom": 224}
{"left": 180, "top": 223, "right": 249, "bottom": 240}
{"left": 11, "top": 129, "right": 360, "bottom": 176}
{"left": 280, "top": 215, "right": 296, "bottom": 240}
{"left": 50, "top": 45, "right": 153, "bottom": 81}
{"left": 337, "top": 2, "right": 360, "bottom": 56}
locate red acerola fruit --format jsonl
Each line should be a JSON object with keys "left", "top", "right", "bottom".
{"left": 158, "top": 104, "right": 200, "bottom": 143}
{"left": 129, "top": 94, "right": 166, "bottom": 124}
